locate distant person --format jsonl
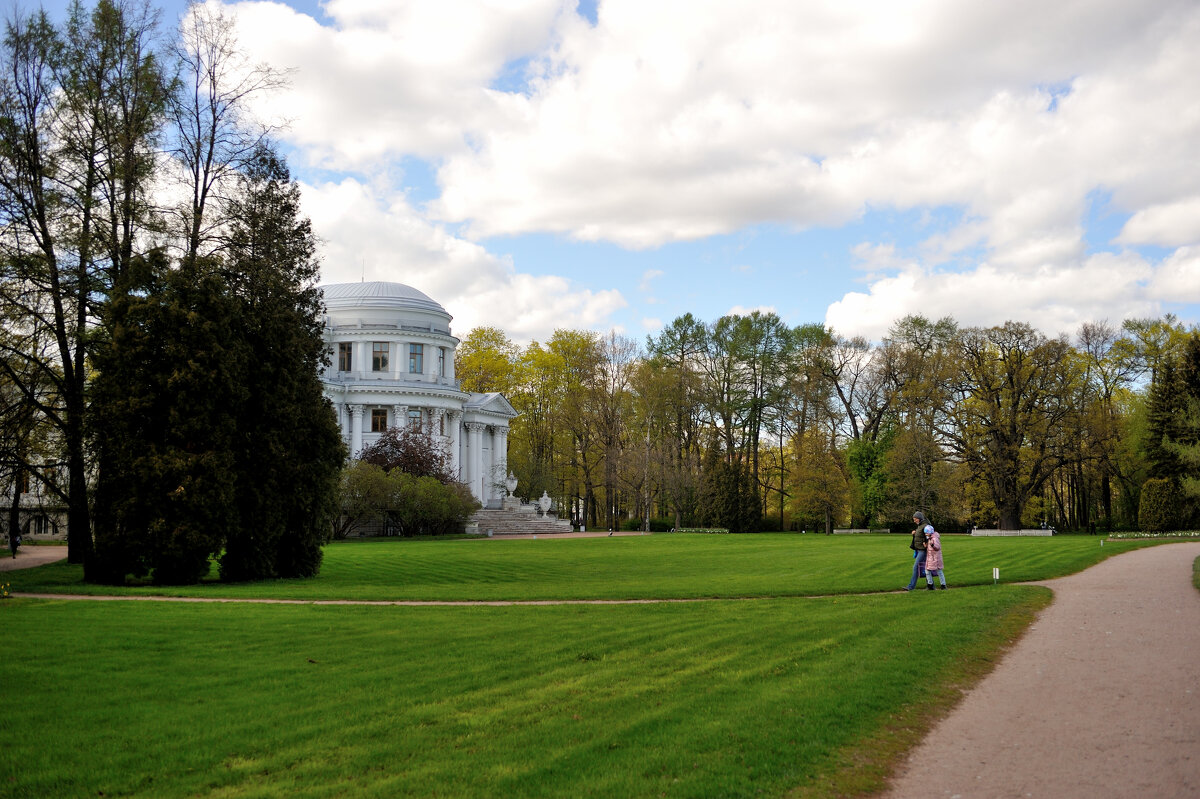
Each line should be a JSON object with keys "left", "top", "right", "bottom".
{"left": 924, "top": 521, "right": 947, "bottom": 590}
{"left": 904, "top": 511, "right": 930, "bottom": 591}
{"left": 8, "top": 529, "right": 18, "bottom": 559}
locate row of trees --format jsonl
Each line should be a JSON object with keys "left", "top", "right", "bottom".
{"left": 0, "top": 1, "right": 344, "bottom": 583}
{"left": 457, "top": 314, "right": 1200, "bottom": 534}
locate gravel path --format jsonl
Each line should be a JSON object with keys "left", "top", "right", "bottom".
{"left": 0, "top": 545, "right": 68, "bottom": 571}
{"left": 879, "top": 541, "right": 1200, "bottom": 799}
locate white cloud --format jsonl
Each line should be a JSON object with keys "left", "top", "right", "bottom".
{"left": 226, "top": 0, "right": 571, "bottom": 167}
{"left": 727, "top": 304, "right": 778, "bottom": 318}
{"left": 303, "top": 178, "right": 625, "bottom": 342}
{"left": 216, "top": 0, "right": 1200, "bottom": 337}
{"left": 423, "top": 0, "right": 1200, "bottom": 257}
{"left": 1118, "top": 198, "right": 1200, "bottom": 247}
{"left": 1147, "top": 247, "right": 1200, "bottom": 302}
{"left": 825, "top": 252, "right": 1161, "bottom": 341}
{"left": 851, "top": 242, "right": 913, "bottom": 273}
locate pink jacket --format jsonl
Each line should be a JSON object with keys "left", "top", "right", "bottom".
{"left": 925, "top": 528, "right": 943, "bottom": 570}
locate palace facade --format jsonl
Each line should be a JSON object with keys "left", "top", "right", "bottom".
{"left": 319, "top": 281, "right": 516, "bottom": 508}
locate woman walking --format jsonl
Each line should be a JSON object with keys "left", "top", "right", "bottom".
{"left": 904, "top": 511, "right": 930, "bottom": 591}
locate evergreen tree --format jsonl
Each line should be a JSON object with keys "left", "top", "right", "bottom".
{"left": 218, "top": 144, "right": 344, "bottom": 581}
{"left": 1143, "top": 357, "right": 1186, "bottom": 481}
{"left": 91, "top": 252, "right": 244, "bottom": 584}
{"left": 1167, "top": 335, "right": 1200, "bottom": 503}
{"left": 698, "top": 451, "right": 762, "bottom": 534}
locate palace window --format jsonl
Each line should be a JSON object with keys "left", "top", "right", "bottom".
{"left": 438, "top": 347, "right": 446, "bottom": 377}
{"left": 409, "top": 343, "right": 424, "bottom": 374}
{"left": 408, "top": 408, "right": 422, "bottom": 427}
{"left": 371, "top": 408, "right": 388, "bottom": 433}
{"left": 372, "top": 342, "right": 389, "bottom": 372}
{"left": 338, "top": 342, "right": 352, "bottom": 372}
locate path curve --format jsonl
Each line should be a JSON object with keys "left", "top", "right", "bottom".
{"left": 880, "top": 541, "right": 1200, "bottom": 799}
{"left": 0, "top": 545, "right": 68, "bottom": 571}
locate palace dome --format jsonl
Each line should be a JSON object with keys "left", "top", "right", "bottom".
{"left": 321, "top": 281, "right": 448, "bottom": 317}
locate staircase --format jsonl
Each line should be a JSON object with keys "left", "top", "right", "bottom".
{"left": 471, "top": 499, "right": 573, "bottom": 536}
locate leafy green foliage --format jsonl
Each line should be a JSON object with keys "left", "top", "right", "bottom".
{"left": 1138, "top": 478, "right": 1182, "bottom": 532}
{"left": 698, "top": 456, "right": 762, "bottom": 533}
{"left": 351, "top": 421, "right": 479, "bottom": 537}
{"left": 90, "top": 146, "right": 344, "bottom": 585}
{"left": 216, "top": 145, "right": 344, "bottom": 582}
{"left": 90, "top": 254, "right": 243, "bottom": 584}
{"left": 454, "top": 325, "right": 519, "bottom": 394}
{"left": 847, "top": 437, "right": 887, "bottom": 525}
{"left": 1143, "top": 358, "right": 1188, "bottom": 481}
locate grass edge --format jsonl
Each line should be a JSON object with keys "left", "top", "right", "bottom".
{"left": 784, "top": 585, "right": 1054, "bottom": 799}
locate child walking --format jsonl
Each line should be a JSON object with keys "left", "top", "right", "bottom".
{"left": 924, "top": 522, "right": 947, "bottom": 590}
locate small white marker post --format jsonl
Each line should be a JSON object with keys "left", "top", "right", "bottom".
{"left": 993, "top": 567, "right": 1000, "bottom": 585}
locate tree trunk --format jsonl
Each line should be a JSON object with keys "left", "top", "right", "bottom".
{"left": 66, "top": 419, "right": 91, "bottom": 566}
{"left": 1102, "top": 472, "right": 1113, "bottom": 531}
{"left": 998, "top": 502, "right": 1022, "bottom": 530}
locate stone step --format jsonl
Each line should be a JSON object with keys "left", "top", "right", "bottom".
{"left": 472, "top": 506, "right": 573, "bottom": 535}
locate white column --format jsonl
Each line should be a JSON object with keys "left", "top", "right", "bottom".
{"left": 393, "top": 404, "right": 408, "bottom": 429}
{"left": 489, "top": 426, "right": 508, "bottom": 505}
{"left": 448, "top": 411, "right": 462, "bottom": 479}
{"left": 494, "top": 425, "right": 509, "bottom": 487}
{"left": 348, "top": 404, "right": 364, "bottom": 457}
{"left": 465, "top": 422, "right": 485, "bottom": 502}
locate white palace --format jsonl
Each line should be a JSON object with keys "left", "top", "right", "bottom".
{"left": 319, "top": 281, "right": 517, "bottom": 508}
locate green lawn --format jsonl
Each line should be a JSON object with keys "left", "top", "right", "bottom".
{"left": 2, "top": 590, "right": 1045, "bottom": 798}
{"left": 0, "top": 535, "right": 1165, "bottom": 798}
{"left": 8, "top": 533, "right": 1155, "bottom": 601}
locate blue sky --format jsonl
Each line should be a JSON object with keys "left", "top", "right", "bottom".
{"left": 30, "top": 0, "right": 1200, "bottom": 344}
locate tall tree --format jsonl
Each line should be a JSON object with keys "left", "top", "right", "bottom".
{"left": 0, "top": 1, "right": 168, "bottom": 565}
{"left": 216, "top": 144, "right": 344, "bottom": 580}
{"left": 90, "top": 251, "right": 243, "bottom": 584}
{"left": 646, "top": 313, "right": 707, "bottom": 529}
{"left": 170, "top": 0, "right": 286, "bottom": 262}
{"left": 455, "top": 325, "right": 519, "bottom": 394}
{"left": 1172, "top": 334, "right": 1200, "bottom": 502}
{"left": 595, "top": 331, "right": 637, "bottom": 530}
{"left": 943, "top": 322, "right": 1080, "bottom": 529}
{"left": 548, "top": 329, "right": 604, "bottom": 525}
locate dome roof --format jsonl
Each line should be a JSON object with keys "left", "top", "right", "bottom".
{"left": 320, "top": 281, "right": 448, "bottom": 316}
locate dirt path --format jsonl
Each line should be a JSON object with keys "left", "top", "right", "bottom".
{"left": 0, "top": 545, "right": 68, "bottom": 572}
{"left": 879, "top": 541, "right": 1200, "bottom": 799}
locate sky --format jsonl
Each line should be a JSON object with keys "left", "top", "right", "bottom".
{"left": 31, "top": 0, "right": 1200, "bottom": 345}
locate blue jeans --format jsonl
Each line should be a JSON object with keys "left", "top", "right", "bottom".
{"left": 907, "top": 550, "right": 927, "bottom": 590}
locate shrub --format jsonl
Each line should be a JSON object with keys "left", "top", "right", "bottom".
{"left": 335, "top": 462, "right": 480, "bottom": 537}
{"left": 1138, "top": 477, "right": 1183, "bottom": 532}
